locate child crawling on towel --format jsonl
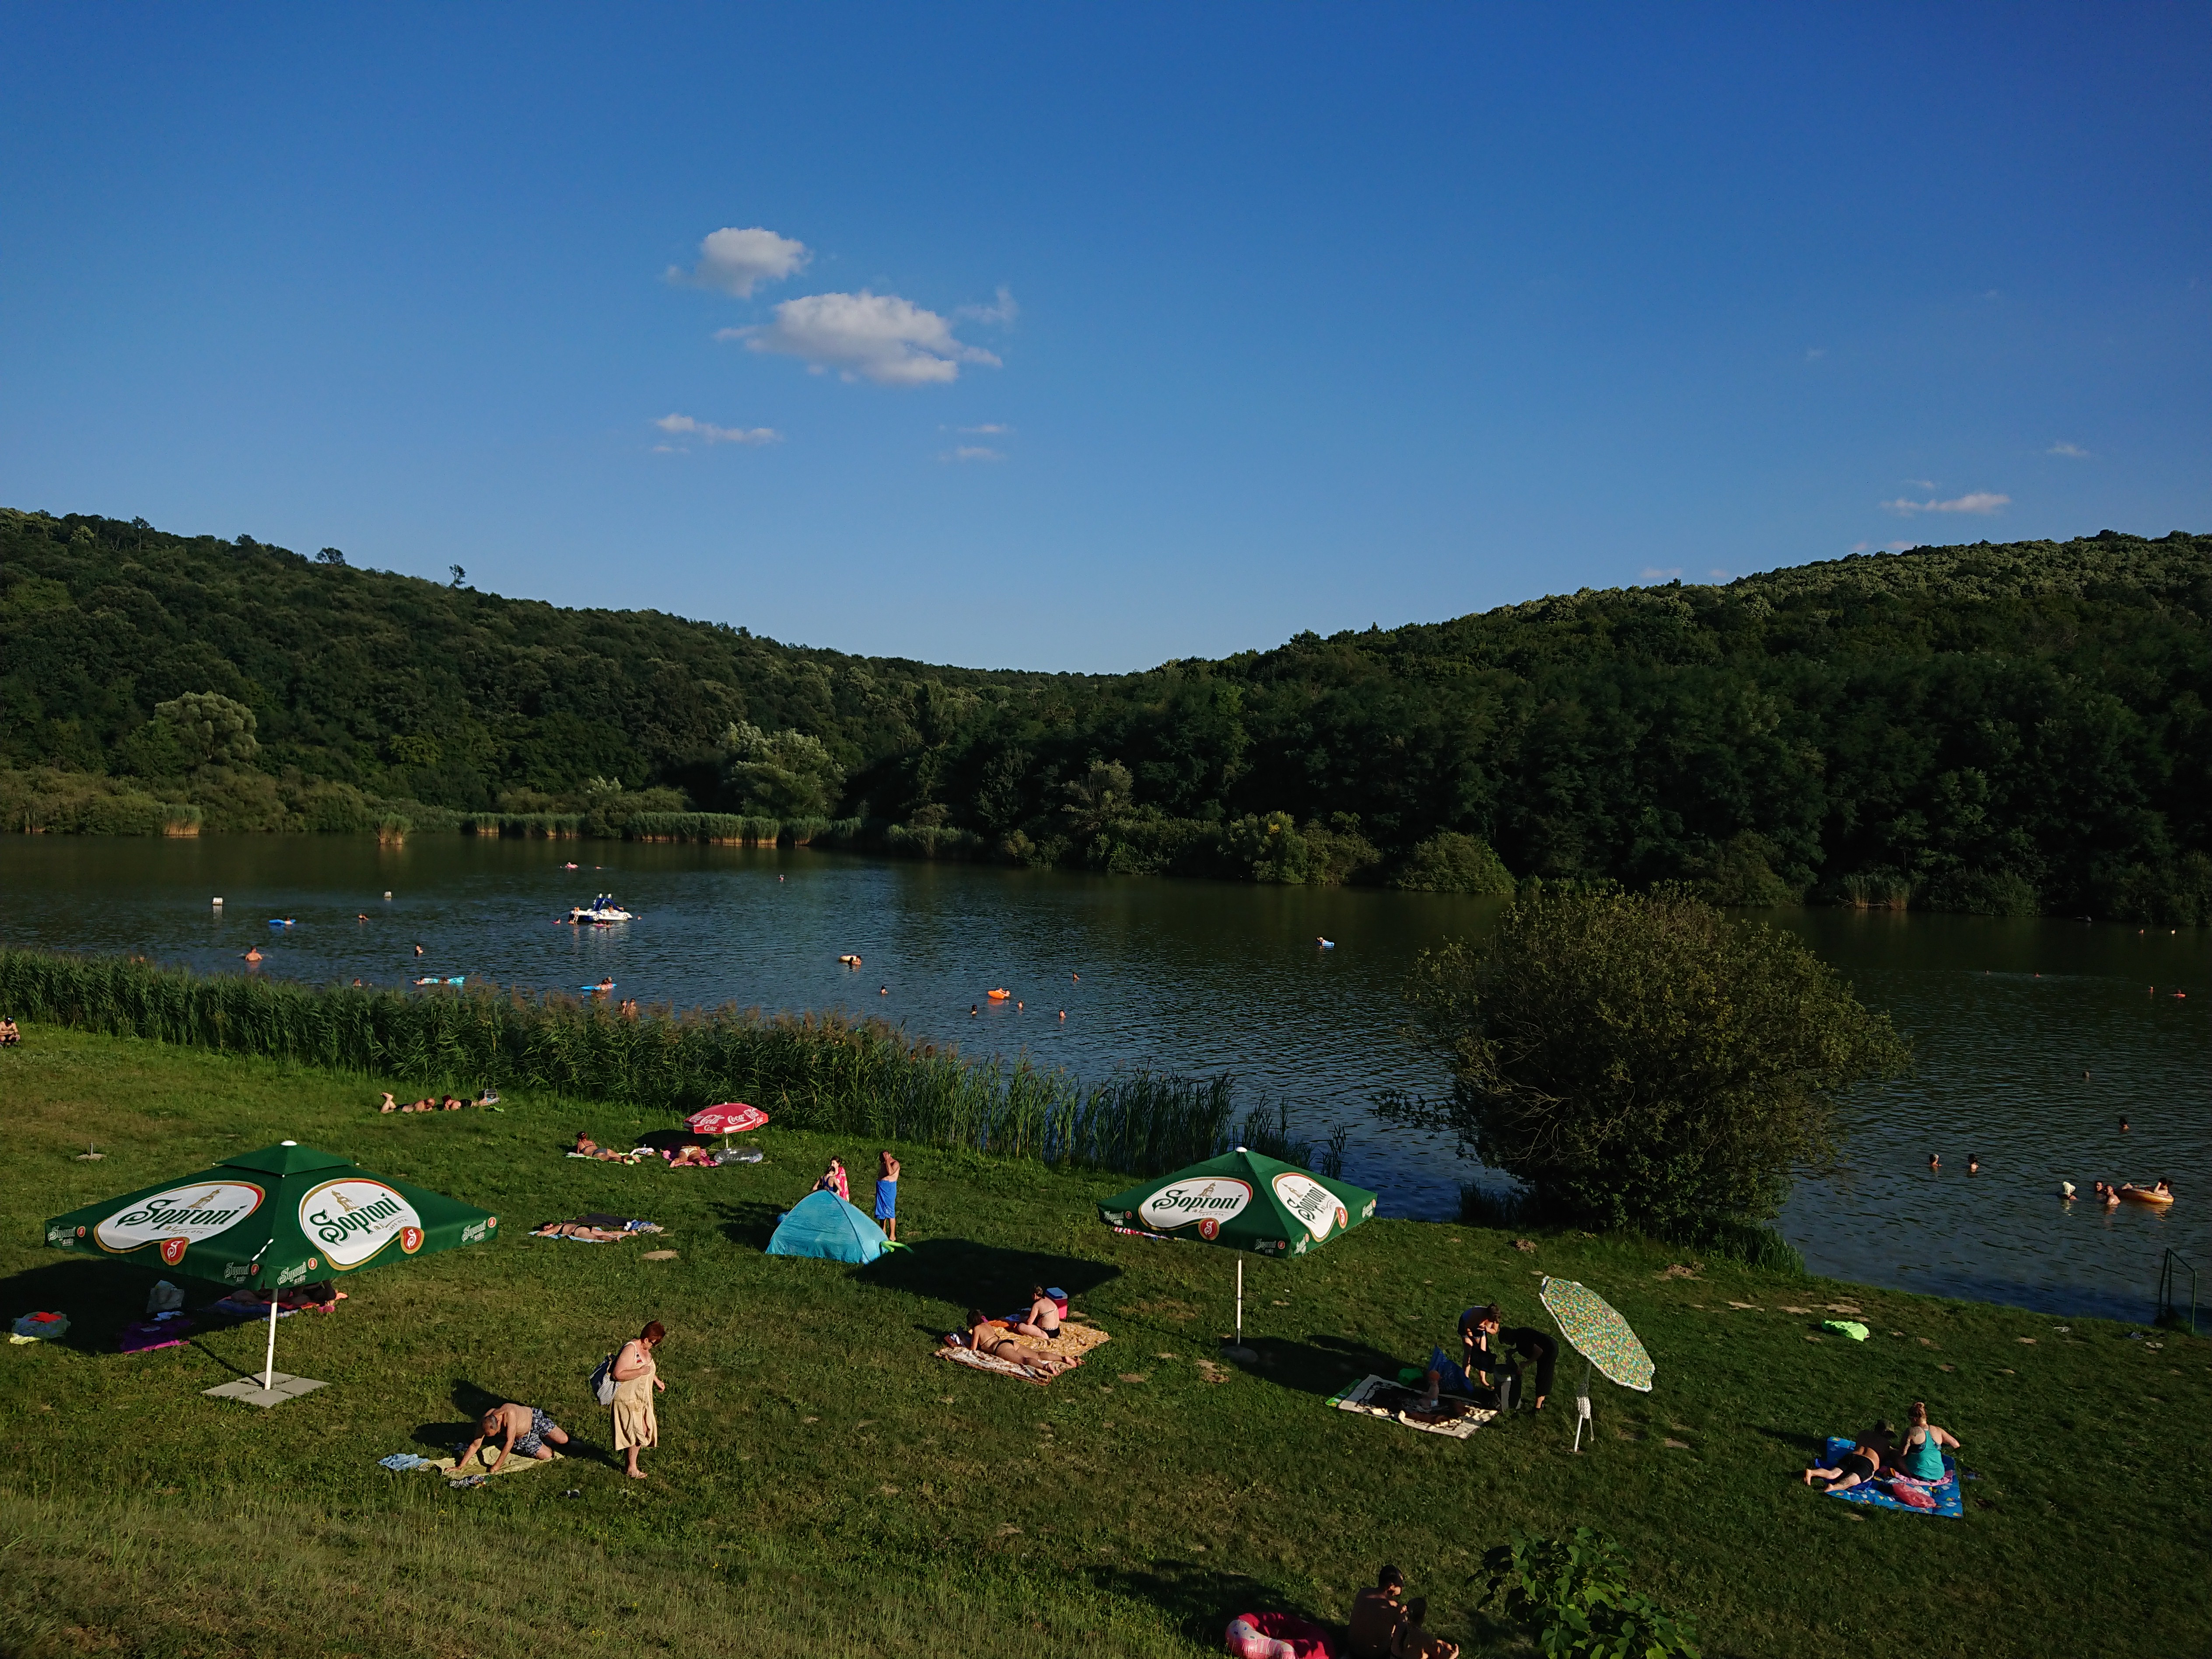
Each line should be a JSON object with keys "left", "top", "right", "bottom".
{"left": 947, "top": 1308, "right": 1074, "bottom": 1377}
{"left": 453, "top": 1401, "right": 570, "bottom": 1475}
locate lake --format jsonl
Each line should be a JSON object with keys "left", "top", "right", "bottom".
{"left": 1, "top": 834, "right": 2205, "bottom": 1320}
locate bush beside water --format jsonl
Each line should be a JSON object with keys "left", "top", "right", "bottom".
{"left": 0, "top": 948, "right": 1328, "bottom": 1179}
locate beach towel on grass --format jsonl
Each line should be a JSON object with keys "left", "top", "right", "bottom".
{"left": 423, "top": 1445, "right": 565, "bottom": 1480}
{"left": 1329, "top": 1374, "right": 1497, "bottom": 1439}
{"left": 936, "top": 1320, "right": 1110, "bottom": 1384}
{"left": 1822, "top": 1437, "right": 1963, "bottom": 1518}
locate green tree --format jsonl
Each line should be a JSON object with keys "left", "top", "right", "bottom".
{"left": 719, "top": 721, "right": 844, "bottom": 818}
{"left": 148, "top": 692, "right": 260, "bottom": 769}
{"left": 1392, "top": 830, "right": 1514, "bottom": 893}
{"left": 1386, "top": 884, "right": 1908, "bottom": 1232}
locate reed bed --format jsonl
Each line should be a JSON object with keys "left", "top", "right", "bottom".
{"left": 0, "top": 948, "right": 1322, "bottom": 1178}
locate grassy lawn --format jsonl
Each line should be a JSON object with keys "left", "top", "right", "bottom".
{"left": 1, "top": 1024, "right": 2206, "bottom": 1659}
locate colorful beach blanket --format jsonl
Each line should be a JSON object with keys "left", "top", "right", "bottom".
{"left": 1822, "top": 1437, "right": 1964, "bottom": 1518}
{"left": 1329, "top": 1374, "right": 1497, "bottom": 1438}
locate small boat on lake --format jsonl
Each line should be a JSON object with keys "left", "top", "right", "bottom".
{"left": 564, "top": 895, "right": 635, "bottom": 925}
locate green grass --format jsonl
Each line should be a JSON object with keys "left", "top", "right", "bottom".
{"left": 1, "top": 1026, "right": 2207, "bottom": 1659}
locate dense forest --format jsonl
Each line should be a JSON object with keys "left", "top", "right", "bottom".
{"left": 3, "top": 506, "right": 2208, "bottom": 921}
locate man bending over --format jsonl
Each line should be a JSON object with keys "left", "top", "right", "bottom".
{"left": 453, "top": 1401, "right": 570, "bottom": 1476}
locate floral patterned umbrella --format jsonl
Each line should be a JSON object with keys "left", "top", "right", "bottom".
{"left": 1540, "top": 1276, "right": 1655, "bottom": 1391}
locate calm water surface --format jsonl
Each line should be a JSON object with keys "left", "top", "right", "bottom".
{"left": 1, "top": 836, "right": 2205, "bottom": 1320}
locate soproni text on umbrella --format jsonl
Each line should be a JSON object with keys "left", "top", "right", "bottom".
{"left": 1097, "top": 1145, "right": 1378, "bottom": 1358}
{"left": 45, "top": 1139, "right": 499, "bottom": 1406}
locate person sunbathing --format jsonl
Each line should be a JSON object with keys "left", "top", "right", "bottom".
{"left": 1012, "top": 1284, "right": 1064, "bottom": 1342}
{"left": 441, "top": 1095, "right": 466, "bottom": 1111}
{"left": 1804, "top": 1430, "right": 1889, "bottom": 1492}
{"left": 378, "top": 1092, "right": 399, "bottom": 1113}
{"left": 532, "top": 1220, "right": 631, "bottom": 1241}
{"left": 665, "top": 1143, "right": 716, "bottom": 1169}
{"left": 571, "top": 1132, "right": 633, "bottom": 1161}
{"left": 452, "top": 1401, "right": 570, "bottom": 1476}
{"left": 953, "top": 1308, "right": 1072, "bottom": 1376}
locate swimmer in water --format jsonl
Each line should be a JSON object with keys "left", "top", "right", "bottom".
{"left": 970, "top": 1004, "right": 979, "bottom": 1017}
{"left": 1968, "top": 1155, "right": 1980, "bottom": 1175}
{"left": 414, "top": 943, "right": 424, "bottom": 956}
{"left": 2120, "top": 1117, "right": 2130, "bottom": 1132}
{"left": 879, "top": 985, "right": 889, "bottom": 995}
{"left": 1059, "top": 1009, "right": 1066, "bottom": 1020}
{"left": 242, "top": 947, "right": 263, "bottom": 963}
{"left": 1928, "top": 1153, "right": 1940, "bottom": 1171}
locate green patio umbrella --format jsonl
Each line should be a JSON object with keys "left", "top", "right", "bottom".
{"left": 1098, "top": 1146, "right": 1378, "bottom": 1354}
{"left": 1539, "top": 1275, "right": 1655, "bottom": 1452}
{"left": 45, "top": 1139, "right": 500, "bottom": 1396}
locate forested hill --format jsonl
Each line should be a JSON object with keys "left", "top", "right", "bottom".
{"left": 4, "top": 507, "right": 2209, "bottom": 921}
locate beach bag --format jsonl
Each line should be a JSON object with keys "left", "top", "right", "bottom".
{"left": 147, "top": 1280, "right": 186, "bottom": 1315}
{"left": 589, "top": 1353, "right": 619, "bottom": 1406}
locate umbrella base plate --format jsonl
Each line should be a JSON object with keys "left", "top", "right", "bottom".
{"left": 203, "top": 1372, "right": 327, "bottom": 1408}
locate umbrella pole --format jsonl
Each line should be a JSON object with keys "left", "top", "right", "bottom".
{"left": 1236, "top": 1257, "right": 1243, "bottom": 1348}
{"left": 1572, "top": 1356, "right": 1593, "bottom": 1453}
{"left": 263, "top": 1292, "right": 280, "bottom": 1391}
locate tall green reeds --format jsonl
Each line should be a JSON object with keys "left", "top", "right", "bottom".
{"left": 0, "top": 948, "right": 1274, "bottom": 1178}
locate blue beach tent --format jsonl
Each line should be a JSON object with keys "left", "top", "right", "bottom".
{"left": 764, "top": 1190, "right": 889, "bottom": 1264}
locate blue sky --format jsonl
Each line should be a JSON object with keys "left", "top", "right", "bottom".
{"left": 2, "top": 5, "right": 2207, "bottom": 671}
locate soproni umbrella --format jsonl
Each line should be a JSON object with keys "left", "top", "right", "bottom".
{"left": 1539, "top": 1275, "right": 1655, "bottom": 1451}
{"left": 45, "top": 1140, "right": 499, "bottom": 1396}
{"left": 1099, "top": 1147, "right": 1378, "bottom": 1352}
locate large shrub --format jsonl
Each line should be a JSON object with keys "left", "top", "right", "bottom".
{"left": 1386, "top": 883, "right": 1908, "bottom": 1232}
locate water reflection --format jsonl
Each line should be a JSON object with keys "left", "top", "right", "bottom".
{"left": 0, "top": 836, "right": 2202, "bottom": 1318}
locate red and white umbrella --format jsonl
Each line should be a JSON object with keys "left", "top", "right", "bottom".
{"left": 686, "top": 1102, "right": 768, "bottom": 1136}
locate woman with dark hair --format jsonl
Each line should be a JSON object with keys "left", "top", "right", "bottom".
{"left": 1419, "top": 1303, "right": 1559, "bottom": 1411}
{"left": 610, "top": 1320, "right": 665, "bottom": 1478}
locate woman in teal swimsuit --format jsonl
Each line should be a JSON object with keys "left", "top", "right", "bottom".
{"left": 1897, "top": 1400, "right": 1959, "bottom": 1480}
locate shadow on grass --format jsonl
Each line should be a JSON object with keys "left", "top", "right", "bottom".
{"left": 0, "top": 1258, "right": 175, "bottom": 1353}
{"left": 1082, "top": 1560, "right": 1336, "bottom": 1651}
{"left": 858, "top": 1237, "right": 1120, "bottom": 1313}
{"left": 715, "top": 1200, "right": 787, "bottom": 1252}
{"left": 1223, "top": 1332, "right": 1410, "bottom": 1398}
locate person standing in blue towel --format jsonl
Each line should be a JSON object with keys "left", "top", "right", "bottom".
{"left": 874, "top": 1150, "right": 901, "bottom": 1241}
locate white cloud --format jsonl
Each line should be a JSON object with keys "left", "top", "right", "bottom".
{"left": 1804, "top": 347, "right": 1825, "bottom": 361}
{"left": 1639, "top": 566, "right": 1683, "bottom": 581}
{"left": 957, "top": 286, "right": 1019, "bottom": 326}
{"left": 2047, "top": 441, "right": 2091, "bottom": 458}
{"left": 1888, "top": 541, "right": 1918, "bottom": 551}
{"left": 1708, "top": 567, "right": 1730, "bottom": 580}
{"left": 942, "top": 444, "right": 1005, "bottom": 463}
{"left": 728, "top": 290, "right": 1001, "bottom": 386}
{"left": 1881, "top": 491, "right": 2010, "bottom": 516}
{"left": 666, "top": 227, "right": 811, "bottom": 298}
{"left": 653, "top": 413, "right": 782, "bottom": 447}
{"left": 958, "top": 423, "right": 1012, "bottom": 435}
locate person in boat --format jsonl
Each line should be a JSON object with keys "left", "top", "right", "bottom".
{"left": 2154, "top": 1178, "right": 2174, "bottom": 1197}
{"left": 1895, "top": 1400, "right": 1959, "bottom": 1480}
{"left": 592, "top": 977, "right": 615, "bottom": 994}
{"left": 1012, "top": 1284, "right": 1061, "bottom": 1343}
{"left": 452, "top": 1400, "right": 571, "bottom": 1476}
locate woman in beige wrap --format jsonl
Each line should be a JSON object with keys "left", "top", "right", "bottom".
{"left": 610, "top": 1320, "right": 665, "bottom": 1478}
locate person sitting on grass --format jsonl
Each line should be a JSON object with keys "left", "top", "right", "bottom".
{"left": 1418, "top": 1303, "right": 1554, "bottom": 1410}
{"left": 1389, "top": 1597, "right": 1457, "bottom": 1659}
{"left": 950, "top": 1308, "right": 1073, "bottom": 1376}
{"left": 1345, "top": 1564, "right": 1406, "bottom": 1659}
{"left": 1803, "top": 1425, "right": 1893, "bottom": 1492}
{"left": 452, "top": 1402, "right": 571, "bottom": 1476}
{"left": 0, "top": 1016, "right": 21, "bottom": 1046}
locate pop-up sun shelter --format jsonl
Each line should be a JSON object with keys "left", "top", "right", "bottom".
{"left": 764, "top": 1189, "right": 890, "bottom": 1264}
{"left": 1098, "top": 1146, "right": 1377, "bottom": 1353}
{"left": 45, "top": 1139, "right": 499, "bottom": 1405}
